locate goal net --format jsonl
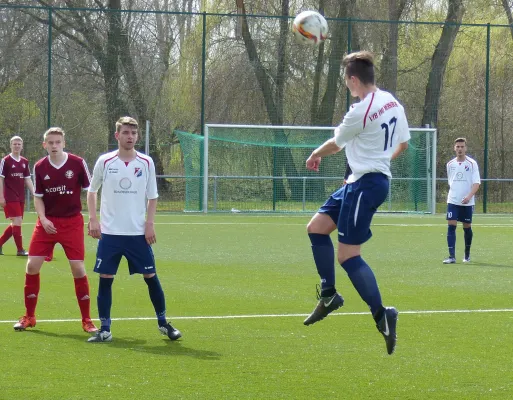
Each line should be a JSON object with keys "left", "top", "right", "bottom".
{"left": 176, "top": 125, "right": 437, "bottom": 213}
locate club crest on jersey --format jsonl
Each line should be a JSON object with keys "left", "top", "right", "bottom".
{"left": 134, "top": 167, "right": 142, "bottom": 177}
{"left": 22, "top": 163, "right": 25, "bottom": 168}
{"left": 465, "top": 165, "right": 469, "bottom": 171}
{"left": 65, "top": 170, "right": 74, "bottom": 179}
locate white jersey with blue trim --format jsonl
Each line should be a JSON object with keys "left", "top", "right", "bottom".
{"left": 446, "top": 156, "right": 480, "bottom": 206}
{"left": 334, "top": 89, "right": 410, "bottom": 183}
{"left": 88, "top": 150, "right": 158, "bottom": 235}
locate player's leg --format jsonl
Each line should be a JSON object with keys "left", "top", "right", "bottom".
{"left": 11, "top": 215, "right": 28, "bottom": 256}
{"left": 88, "top": 234, "right": 122, "bottom": 342}
{"left": 125, "top": 236, "right": 181, "bottom": 340}
{"left": 0, "top": 203, "right": 16, "bottom": 254}
{"left": 59, "top": 214, "right": 97, "bottom": 333}
{"left": 303, "top": 187, "right": 344, "bottom": 326}
{"left": 14, "top": 222, "right": 55, "bottom": 330}
{"left": 13, "top": 256, "right": 46, "bottom": 330}
{"left": 337, "top": 173, "right": 397, "bottom": 355}
{"left": 462, "top": 206, "right": 473, "bottom": 262}
{"left": 444, "top": 204, "right": 458, "bottom": 264}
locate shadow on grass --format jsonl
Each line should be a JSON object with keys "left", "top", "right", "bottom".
{"left": 26, "top": 329, "right": 221, "bottom": 360}
{"left": 467, "top": 262, "right": 513, "bottom": 269}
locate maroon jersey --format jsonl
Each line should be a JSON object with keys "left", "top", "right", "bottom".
{"left": 0, "top": 154, "right": 31, "bottom": 203}
{"left": 33, "top": 153, "right": 91, "bottom": 217}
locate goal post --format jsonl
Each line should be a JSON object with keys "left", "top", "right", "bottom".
{"left": 176, "top": 125, "right": 437, "bottom": 214}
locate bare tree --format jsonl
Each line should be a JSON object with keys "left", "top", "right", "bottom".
{"left": 236, "top": 0, "right": 304, "bottom": 200}
{"left": 421, "top": 0, "right": 465, "bottom": 128}
{"left": 380, "top": 0, "right": 408, "bottom": 95}
{"left": 501, "top": 0, "right": 513, "bottom": 39}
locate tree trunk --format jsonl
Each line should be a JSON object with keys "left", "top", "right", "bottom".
{"left": 380, "top": 0, "right": 407, "bottom": 95}
{"left": 237, "top": 0, "right": 303, "bottom": 200}
{"left": 421, "top": 0, "right": 464, "bottom": 128}
{"left": 501, "top": 0, "right": 513, "bottom": 40}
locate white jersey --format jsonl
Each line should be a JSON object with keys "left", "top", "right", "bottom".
{"left": 334, "top": 89, "right": 410, "bottom": 183}
{"left": 446, "top": 156, "right": 480, "bottom": 206}
{"left": 88, "top": 151, "right": 158, "bottom": 235}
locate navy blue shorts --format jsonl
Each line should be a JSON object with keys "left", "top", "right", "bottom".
{"left": 93, "top": 234, "right": 156, "bottom": 275}
{"left": 318, "top": 173, "right": 389, "bottom": 245}
{"left": 446, "top": 203, "right": 473, "bottom": 223}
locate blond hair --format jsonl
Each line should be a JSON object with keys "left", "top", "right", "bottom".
{"left": 43, "top": 127, "right": 65, "bottom": 141}
{"left": 454, "top": 137, "right": 467, "bottom": 144}
{"left": 10, "top": 135, "right": 23, "bottom": 144}
{"left": 116, "top": 116, "right": 138, "bottom": 133}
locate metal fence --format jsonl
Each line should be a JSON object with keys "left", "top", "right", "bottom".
{"left": 2, "top": 5, "right": 513, "bottom": 212}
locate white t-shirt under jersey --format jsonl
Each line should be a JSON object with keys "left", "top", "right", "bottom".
{"left": 88, "top": 151, "right": 158, "bottom": 235}
{"left": 334, "top": 89, "right": 411, "bottom": 183}
{"left": 446, "top": 156, "right": 481, "bottom": 206}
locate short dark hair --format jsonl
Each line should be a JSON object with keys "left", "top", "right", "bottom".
{"left": 454, "top": 137, "right": 467, "bottom": 144}
{"left": 342, "top": 51, "right": 375, "bottom": 85}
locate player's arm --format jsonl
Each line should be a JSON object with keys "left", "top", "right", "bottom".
{"left": 145, "top": 158, "right": 159, "bottom": 245}
{"left": 462, "top": 183, "right": 480, "bottom": 205}
{"left": 391, "top": 142, "right": 408, "bottom": 160}
{"left": 462, "top": 165, "right": 481, "bottom": 204}
{"left": 306, "top": 138, "right": 342, "bottom": 172}
{"left": 87, "top": 158, "right": 103, "bottom": 239}
{"left": 34, "top": 196, "right": 57, "bottom": 234}
{"left": 391, "top": 110, "right": 411, "bottom": 161}
{"left": 32, "top": 165, "right": 56, "bottom": 234}
{"left": 24, "top": 177, "right": 35, "bottom": 196}
{"left": 0, "top": 176, "right": 5, "bottom": 207}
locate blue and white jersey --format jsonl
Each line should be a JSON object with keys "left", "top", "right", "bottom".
{"left": 88, "top": 150, "right": 158, "bottom": 235}
{"left": 446, "top": 156, "right": 480, "bottom": 206}
{"left": 334, "top": 89, "right": 410, "bottom": 183}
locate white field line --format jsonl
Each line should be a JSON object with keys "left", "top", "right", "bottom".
{"left": 3, "top": 222, "right": 513, "bottom": 227}
{"left": 2, "top": 308, "right": 513, "bottom": 324}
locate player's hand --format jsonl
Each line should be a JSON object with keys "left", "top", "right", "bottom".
{"left": 0, "top": 197, "right": 5, "bottom": 208}
{"left": 306, "top": 153, "right": 321, "bottom": 172}
{"left": 145, "top": 222, "right": 156, "bottom": 245}
{"left": 88, "top": 219, "right": 101, "bottom": 239}
{"left": 40, "top": 218, "right": 57, "bottom": 234}
{"left": 461, "top": 196, "right": 470, "bottom": 205}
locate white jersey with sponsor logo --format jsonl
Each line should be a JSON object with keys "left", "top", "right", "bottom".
{"left": 334, "top": 89, "right": 411, "bottom": 183}
{"left": 88, "top": 150, "right": 158, "bottom": 235}
{"left": 446, "top": 156, "right": 480, "bottom": 206}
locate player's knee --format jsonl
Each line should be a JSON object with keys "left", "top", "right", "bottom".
{"left": 26, "top": 258, "right": 44, "bottom": 274}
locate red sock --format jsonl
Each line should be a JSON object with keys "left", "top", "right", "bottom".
{"left": 24, "top": 273, "right": 40, "bottom": 317}
{"left": 74, "top": 275, "right": 91, "bottom": 321}
{"left": 0, "top": 225, "right": 13, "bottom": 246}
{"left": 12, "top": 225, "right": 23, "bottom": 251}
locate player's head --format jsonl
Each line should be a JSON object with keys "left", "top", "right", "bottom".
{"left": 342, "top": 51, "right": 375, "bottom": 96}
{"left": 115, "top": 116, "right": 139, "bottom": 151}
{"left": 10, "top": 135, "right": 23, "bottom": 154}
{"left": 43, "top": 127, "right": 66, "bottom": 156}
{"left": 454, "top": 137, "right": 467, "bottom": 157}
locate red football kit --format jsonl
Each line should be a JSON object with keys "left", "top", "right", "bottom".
{"left": 29, "top": 153, "right": 91, "bottom": 260}
{"left": 0, "top": 154, "right": 30, "bottom": 218}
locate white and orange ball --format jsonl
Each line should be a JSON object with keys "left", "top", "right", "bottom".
{"left": 292, "top": 11, "right": 328, "bottom": 46}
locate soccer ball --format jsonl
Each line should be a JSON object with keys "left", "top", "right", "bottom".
{"left": 292, "top": 11, "right": 328, "bottom": 46}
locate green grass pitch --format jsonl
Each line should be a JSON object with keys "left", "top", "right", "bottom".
{"left": 1, "top": 213, "right": 512, "bottom": 399}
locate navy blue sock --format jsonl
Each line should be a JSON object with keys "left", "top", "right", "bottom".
{"left": 308, "top": 233, "right": 336, "bottom": 297}
{"left": 144, "top": 275, "right": 167, "bottom": 326}
{"left": 97, "top": 277, "right": 113, "bottom": 332}
{"left": 447, "top": 225, "right": 456, "bottom": 258}
{"left": 463, "top": 227, "right": 473, "bottom": 258}
{"left": 341, "top": 256, "right": 383, "bottom": 315}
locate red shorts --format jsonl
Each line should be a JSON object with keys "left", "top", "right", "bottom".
{"left": 3, "top": 202, "right": 24, "bottom": 219}
{"left": 28, "top": 214, "right": 85, "bottom": 260}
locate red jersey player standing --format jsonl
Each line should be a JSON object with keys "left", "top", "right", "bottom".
{"left": 13, "top": 127, "right": 98, "bottom": 334}
{"left": 0, "top": 136, "right": 34, "bottom": 256}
